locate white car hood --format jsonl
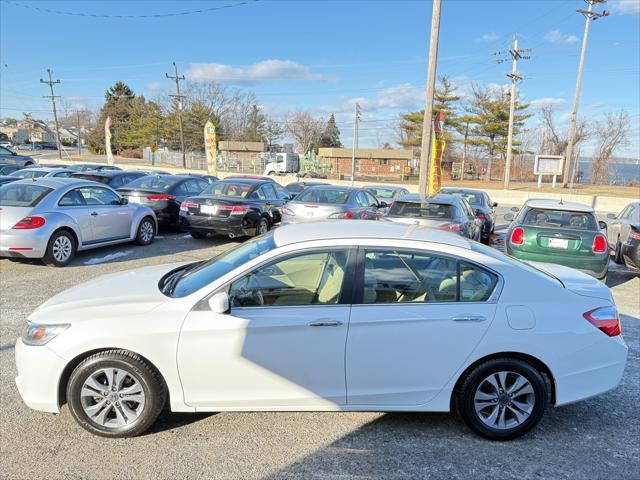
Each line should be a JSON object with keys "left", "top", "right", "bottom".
{"left": 528, "top": 261, "right": 613, "bottom": 302}
{"left": 29, "top": 262, "right": 191, "bottom": 325}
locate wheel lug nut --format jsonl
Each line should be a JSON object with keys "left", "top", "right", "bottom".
{"left": 106, "top": 400, "right": 110, "bottom": 405}
{"left": 116, "top": 402, "right": 120, "bottom": 406}
{"left": 119, "top": 394, "right": 123, "bottom": 398}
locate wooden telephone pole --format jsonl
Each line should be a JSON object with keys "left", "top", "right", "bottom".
{"left": 166, "top": 62, "right": 187, "bottom": 168}
{"left": 40, "top": 68, "right": 62, "bottom": 160}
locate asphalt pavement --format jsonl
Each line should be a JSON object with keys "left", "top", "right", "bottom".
{"left": 0, "top": 208, "right": 638, "bottom": 480}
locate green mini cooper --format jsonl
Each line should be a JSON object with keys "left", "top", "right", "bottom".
{"left": 504, "top": 199, "right": 609, "bottom": 279}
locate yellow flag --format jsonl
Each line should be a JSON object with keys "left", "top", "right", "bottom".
{"left": 204, "top": 121, "right": 217, "bottom": 175}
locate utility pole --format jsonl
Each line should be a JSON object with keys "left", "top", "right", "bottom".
{"left": 40, "top": 68, "right": 62, "bottom": 160}
{"left": 166, "top": 62, "right": 186, "bottom": 168}
{"left": 460, "top": 121, "right": 469, "bottom": 182}
{"left": 563, "top": 0, "right": 609, "bottom": 188}
{"left": 503, "top": 35, "right": 530, "bottom": 190}
{"left": 76, "top": 110, "right": 82, "bottom": 157}
{"left": 418, "top": 0, "right": 442, "bottom": 200}
{"left": 350, "top": 102, "right": 361, "bottom": 186}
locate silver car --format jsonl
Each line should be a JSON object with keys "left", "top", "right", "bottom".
{"left": 0, "top": 178, "right": 157, "bottom": 266}
{"left": 383, "top": 194, "right": 482, "bottom": 241}
{"left": 364, "top": 185, "right": 410, "bottom": 206}
{"left": 281, "top": 185, "right": 386, "bottom": 224}
{"left": 9, "top": 167, "right": 77, "bottom": 179}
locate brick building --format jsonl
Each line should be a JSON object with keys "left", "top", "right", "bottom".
{"left": 218, "top": 141, "right": 266, "bottom": 172}
{"left": 318, "top": 147, "right": 413, "bottom": 178}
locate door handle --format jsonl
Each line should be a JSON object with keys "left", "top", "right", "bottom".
{"left": 452, "top": 315, "right": 487, "bottom": 323}
{"left": 90, "top": 211, "right": 98, "bottom": 216}
{"left": 308, "top": 320, "right": 343, "bottom": 327}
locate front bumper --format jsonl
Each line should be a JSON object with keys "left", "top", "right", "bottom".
{"left": 0, "top": 229, "right": 49, "bottom": 258}
{"left": 14, "top": 338, "right": 67, "bottom": 413}
{"left": 507, "top": 247, "right": 609, "bottom": 279}
{"left": 180, "top": 214, "right": 257, "bottom": 236}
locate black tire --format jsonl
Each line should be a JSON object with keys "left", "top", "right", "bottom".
{"left": 66, "top": 350, "right": 166, "bottom": 438}
{"left": 134, "top": 217, "right": 156, "bottom": 246}
{"left": 42, "top": 229, "right": 76, "bottom": 267}
{"left": 190, "top": 230, "right": 207, "bottom": 239}
{"left": 457, "top": 358, "right": 548, "bottom": 441}
{"left": 614, "top": 240, "right": 623, "bottom": 264}
{"left": 256, "top": 217, "right": 270, "bottom": 236}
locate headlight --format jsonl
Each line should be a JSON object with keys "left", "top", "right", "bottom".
{"left": 21, "top": 322, "right": 70, "bottom": 346}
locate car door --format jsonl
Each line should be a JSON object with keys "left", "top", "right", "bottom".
{"left": 354, "top": 191, "right": 371, "bottom": 219}
{"left": 78, "top": 186, "right": 132, "bottom": 242}
{"left": 177, "top": 248, "right": 354, "bottom": 408}
{"left": 346, "top": 248, "right": 499, "bottom": 406}
{"left": 259, "top": 183, "right": 281, "bottom": 222}
{"left": 57, "top": 188, "right": 94, "bottom": 245}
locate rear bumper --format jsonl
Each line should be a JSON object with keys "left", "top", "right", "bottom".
{"left": 0, "top": 229, "right": 49, "bottom": 258}
{"left": 507, "top": 247, "right": 609, "bottom": 279}
{"left": 14, "top": 338, "right": 67, "bottom": 413}
{"left": 180, "top": 213, "right": 257, "bottom": 236}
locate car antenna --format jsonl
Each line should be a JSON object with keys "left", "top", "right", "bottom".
{"left": 559, "top": 197, "right": 564, "bottom": 205}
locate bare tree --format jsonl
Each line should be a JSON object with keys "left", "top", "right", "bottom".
{"left": 283, "top": 111, "right": 324, "bottom": 154}
{"left": 537, "top": 104, "right": 590, "bottom": 156}
{"left": 263, "top": 119, "right": 284, "bottom": 151}
{"left": 591, "top": 111, "right": 631, "bottom": 185}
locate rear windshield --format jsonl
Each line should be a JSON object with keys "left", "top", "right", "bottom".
{"left": 367, "top": 188, "right": 397, "bottom": 199}
{"left": 444, "top": 191, "right": 483, "bottom": 206}
{"left": 72, "top": 173, "right": 110, "bottom": 184}
{"left": 10, "top": 169, "right": 47, "bottom": 179}
{"left": 388, "top": 201, "right": 453, "bottom": 219}
{"left": 295, "top": 188, "right": 351, "bottom": 204}
{"left": 203, "top": 181, "right": 252, "bottom": 198}
{"left": 122, "top": 176, "right": 176, "bottom": 191}
{"left": 522, "top": 208, "right": 597, "bottom": 230}
{"left": 0, "top": 183, "right": 53, "bottom": 207}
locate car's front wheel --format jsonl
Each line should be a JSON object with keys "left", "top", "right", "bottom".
{"left": 457, "top": 358, "right": 548, "bottom": 441}
{"left": 614, "top": 239, "right": 624, "bottom": 264}
{"left": 67, "top": 350, "right": 166, "bottom": 438}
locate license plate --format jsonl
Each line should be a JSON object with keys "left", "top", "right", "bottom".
{"left": 200, "top": 204, "right": 218, "bottom": 215}
{"left": 548, "top": 238, "right": 569, "bottom": 249}
{"left": 306, "top": 210, "right": 314, "bottom": 217}
{"left": 128, "top": 196, "right": 142, "bottom": 204}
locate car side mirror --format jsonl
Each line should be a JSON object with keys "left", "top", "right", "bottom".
{"left": 510, "top": 206, "right": 520, "bottom": 212}
{"left": 208, "top": 292, "right": 230, "bottom": 314}
{"left": 378, "top": 201, "right": 388, "bottom": 209}
{"left": 598, "top": 220, "right": 607, "bottom": 230}
{"left": 120, "top": 197, "right": 129, "bottom": 205}
{"left": 492, "top": 202, "right": 498, "bottom": 208}
{"left": 504, "top": 213, "right": 515, "bottom": 221}
{"left": 606, "top": 213, "right": 616, "bottom": 220}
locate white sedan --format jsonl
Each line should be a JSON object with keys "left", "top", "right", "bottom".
{"left": 15, "top": 221, "right": 627, "bottom": 440}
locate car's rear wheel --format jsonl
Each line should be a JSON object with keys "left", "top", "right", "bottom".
{"left": 43, "top": 230, "right": 76, "bottom": 267}
{"left": 190, "top": 230, "right": 207, "bottom": 239}
{"left": 257, "top": 217, "right": 270, "bottom": 236}
{"left": 614, "top": 240, "right": 623, "bottom": 264}
{"left": 67, "top": 350, "right": 166, "bottom": 438}
{"left": 457, "top": 358, "right": 548, "bottom": 441}
{"left": 134, "top": 217, "right": 156, "bottom": 245}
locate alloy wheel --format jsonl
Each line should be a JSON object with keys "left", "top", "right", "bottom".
{"left": 80, "top": 368, "right": 146, "bottom": 428}
{"left": 258, "top": 219, "right": 269, "bottom": 235}
{"left": 52, "top": 236, "right": 72, "bottom": 263}
{"left": 473, "top": 371, "right": 535, "bottom": 430}
{"left": 140, "top": 220, "right": 154, "bottom": 243}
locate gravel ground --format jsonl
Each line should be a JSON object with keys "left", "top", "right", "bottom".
{"left": 0, "top": 209, "right": 638, "bottom": 480}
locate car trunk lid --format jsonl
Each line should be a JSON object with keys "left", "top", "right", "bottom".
{"left": 188, "top": 196, "right": 251, "bottom": 218}
{"left": 519, "top": 226, "right": 598, "bottom": 256}
{"left": 0, "top": 206, "right": 34, "bottom": 230}
{"left": 528, "top": 261, "right": 613, "bottom": 301}
{"left": 286, "top": 202, "right": 346, "bottom": 221}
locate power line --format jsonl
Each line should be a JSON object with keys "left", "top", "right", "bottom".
{"left": 5, "top": 0, "right": 260, "bottom": 19}
{"left": 40, "top": 68, "right": 62, "bottom": 160}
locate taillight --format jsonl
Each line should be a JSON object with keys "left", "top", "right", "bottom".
{"left": 510, "top": 227, "right": 525, "bottom": 245}
{"left": 439, "top": 223, "right": 461, "bottom": 231}
{"left": 476, "top": 215, "right": 486, "bottom": 221}
{"left": 328, "top": 211, "right": 354, "bottom": 219}
{"left": 628, "top": 230, "right": 640, "bottom": 240}
{"left": 12, "top": 216, "right": 46, "bottom": 229}
{"left": 146, "top": 194, "right": 176, "bottom": 201}
{"left": 217, "top": 205, "right": 249, "bottom": 215}
{"left": 283, "top": 207, "right": 295, "bottom": 216}
{"left": 592, "top": 234, "right": 607, "bottom": 253}
{"left": 583, "top": 306, "right": 621, "bottom": 336}
{"left": 180, "top": 201, "right": 198, "bottom": 212}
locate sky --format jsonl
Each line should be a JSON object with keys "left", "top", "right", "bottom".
{"left": 1, "top": 0, "right": 639, "bottom": 157}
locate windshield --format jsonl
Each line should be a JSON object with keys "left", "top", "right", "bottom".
{"left": 0, "top": 183, "right": 53, "bottom": 207}
{"left": 166, "top": 232, "right": 277, "bottom": 297}
{"left": 203, "top": 181, "right": 252, "bottom": 198}
{"left": 443, "top": 191, "right": 483, "bottom": 206}
{"left": 123, "top": 176, "right": 176, "bottom": 191}
{"left": 522, "top": 208, "right": 597, "bottom": 230}
{"left": 295, "top": 188, "right": 351, "bottom": 204}
{"left": 388, "top": 201, "right": 453, "bottom": 219}
{"left": 367, "top": 187, "right": 397, "bottom": 199}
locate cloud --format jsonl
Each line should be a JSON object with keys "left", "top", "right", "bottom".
{"left": 611, "top": 0, "right": 640, "bottom": 14}
{"left": 478, "top": 32, "right": 498, "bottom": 42}
{"left": 145, "top": 82, "right": 162, "bottom": 91}
{"left": 184, "top": 60, "right": 328, "bottom": 85}
{"left": 530, "top": 97, "right": 567, "bottom": 108}
{"left": 545, "top": 30, "right": 579, "bottom": 44}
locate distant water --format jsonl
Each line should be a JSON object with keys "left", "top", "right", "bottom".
{"left": 576, "top": 161, "right": 640, "bottom": 185}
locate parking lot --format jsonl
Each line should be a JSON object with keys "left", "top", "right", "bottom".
{"left": 0, "top": 207, "right": 638, "bottom": 480}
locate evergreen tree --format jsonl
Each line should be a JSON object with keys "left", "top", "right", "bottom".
{"left": 245, "top": 104, "right": 267, "bottom": 143}
{"left": 88, "top": 82, "right": 137, "bottom": 153}
{"left": 318, "top": 114, "right": 342, "bottom": 148}
{"left": 105, "top": 81, "right": 134, "bottom": 102}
